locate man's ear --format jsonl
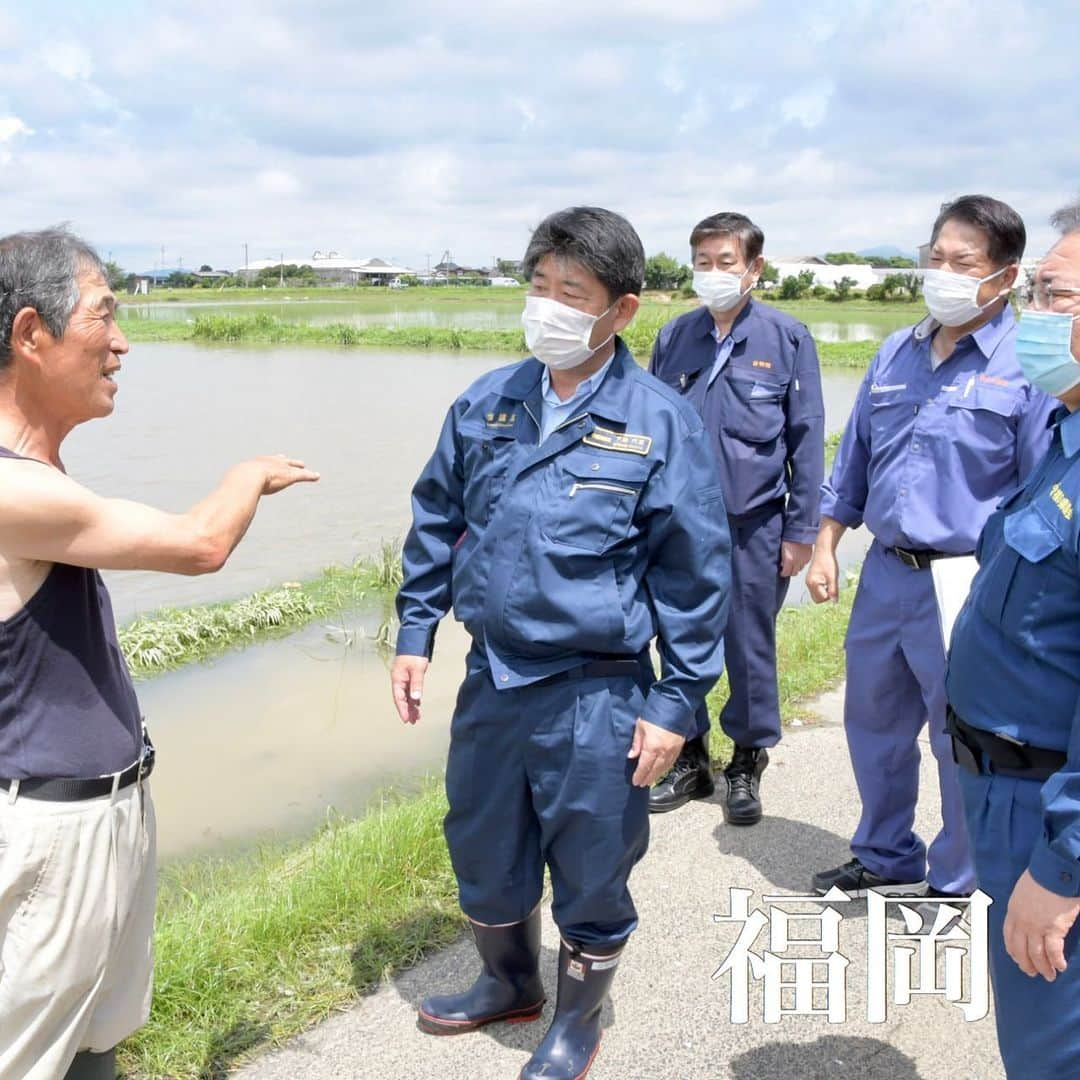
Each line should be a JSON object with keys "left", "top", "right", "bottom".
{"left": 9, "top": 306, "right": 49, "bottom": 366}
{"left": 613, "top": 293, "right": 640, "bottom": 332}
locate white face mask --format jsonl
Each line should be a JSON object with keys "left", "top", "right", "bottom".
{"left": 922, "top": 265, "right": 1010, "bottom": 327}
{"left": 693, "top": 268, "right": 752, "bottom": 313}
{"left": 521, "top": 294, "right": 616, "bottom": 371}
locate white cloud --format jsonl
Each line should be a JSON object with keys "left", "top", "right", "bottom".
{"left": 0, "top": 116, "right": 33, "bottom": 142}
{"left": 43, "top": 42, "right": 93, "bottom": 81}
{"left": 255, "top": 169, "right": 302, "bottom": 197}
{"left": 780, "top": 79, "right": 834, "bottom": 130}
{"left": 0, "top": 0, "right": 1070, "bottom": 269}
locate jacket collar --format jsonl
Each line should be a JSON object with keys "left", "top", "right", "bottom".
{"left": 912, "top": 304, "right": 1016, "bottom": 361}
{"left": 502, "top": 338, "right": 634, "bottom": 425}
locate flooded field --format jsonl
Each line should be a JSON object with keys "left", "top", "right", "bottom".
{"left": 57, "top": 341, "right": 872, "bottom": 859}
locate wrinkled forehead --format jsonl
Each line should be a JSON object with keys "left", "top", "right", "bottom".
{"left": 73, "top": 268, "right": 114, "bottom": 308}
{"left": 1037, "top": 234, "right": 1080, "bottom": 280}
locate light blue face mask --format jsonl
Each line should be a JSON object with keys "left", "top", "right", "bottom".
{"left": 1016, "top": 310, "right": 1080, "bottom": 397}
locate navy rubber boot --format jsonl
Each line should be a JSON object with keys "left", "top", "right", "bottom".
{"left": 418, "top": 909, "right": 545, "bottom": 1035}
{"left": 519, "top": 939, "right": 623, "bottom": 1079}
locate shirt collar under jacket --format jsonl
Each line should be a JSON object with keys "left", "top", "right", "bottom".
{"left": 502, "top": 337, "right": 635, "bottom": 426}
{"left": 698, "top": 296, "right": 756, "bottom": 344}
{"left": 911, "top": 303, "right": 1016, "bottom": 362}
{"left": 540, "top": 352, "right": 615, "bottom": 409}
{"left": 1053, "top": 405, "right": 1080, "bottom": 459}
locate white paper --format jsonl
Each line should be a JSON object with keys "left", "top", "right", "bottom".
{"left": 931, "top": 555, "right": 979, "bottom": 650}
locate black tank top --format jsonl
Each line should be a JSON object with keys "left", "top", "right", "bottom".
{"left": 0, "top": 446, "right": 142, "bottom": 778}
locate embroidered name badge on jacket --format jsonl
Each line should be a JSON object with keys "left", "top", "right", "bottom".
{"left": 582, "top": 427, "right": 653, "bottom": 455}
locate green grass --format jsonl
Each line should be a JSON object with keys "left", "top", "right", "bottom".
{"left": 117, "top": 563, "right": 860, "bottom": 1078}
{"left": 121, "top": 782, "right": 461, "bottom": 1079}
{"left": 119, "top": 310, "right": 878, "bottom": 368}
{"left": 123, "top": 284, "right": 526, "bottom": 305}
{"left": 118, "top": 542, "right": 402, "bottom": 678}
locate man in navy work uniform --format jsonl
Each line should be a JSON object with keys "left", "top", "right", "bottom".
{"left": 0, "top": 229, "right": 318, "bottom": 1080}
{"left": 806, "top": 195, "right": 1056, "bottom": 901}
{"left": 946, "top": 201, "right": 1080, "bottom": 1078}
{"left": 391, "top": 206, "right": 731, "bottom": 1080}
{"left": 648, "top": 212, "right": 824, "bottom": 825}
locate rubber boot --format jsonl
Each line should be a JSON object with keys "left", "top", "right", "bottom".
{"left": 723, "top": 745, "right": 769, "bottom": 826}
{"left": 648, "top": 734, "right": 714, "bottom": 813}
{"left": 418, "top": 908, "right": 545, "bottom": 1034}
{"left": 519, "top": 939, "right": 623, "bottom": 1080}
{"left": 64, "top": 1049, "right": 116, "bottom": 1080}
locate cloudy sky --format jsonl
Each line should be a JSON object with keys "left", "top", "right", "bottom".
{"left": 1, "top": 0, "right": 1076, "bottom": 274}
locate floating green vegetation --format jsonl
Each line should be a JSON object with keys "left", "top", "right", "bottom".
{"left": 118, "top": 544, "right": 403, "bottom": 678}
{"left": 119, "top": 311, "right": 878, "bottom": 368}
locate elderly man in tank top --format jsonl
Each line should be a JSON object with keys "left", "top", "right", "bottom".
{"left": 0, "top": 229, "right": 318, "bottom": 1080}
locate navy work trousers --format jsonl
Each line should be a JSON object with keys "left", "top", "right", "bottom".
{"left": 444, "top": 662, "right": 651, "bottom": 949}
{"left": 691, "top": 502, "right": 788, "bottom": 748}
{"left": 844, "top": 542, "right": 974, "bottom": 893}
{"left": 960, "top": 768, "right": 1080, "bottom": 1078}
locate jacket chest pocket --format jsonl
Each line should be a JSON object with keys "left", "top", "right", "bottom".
{"left": 945, "top": 385, "right": 1019, "bottom": 471}
{"left": 721, "top": 375, "right": 787, "bottom": 443}
{"left": 981, "top": 499, "right": 1068, "bottom": 632}
{"left": 461, "top": 429, "right": 516, "bottom": 526}
{"left": 545, "top": 455, "right": 652, "bottom": 553}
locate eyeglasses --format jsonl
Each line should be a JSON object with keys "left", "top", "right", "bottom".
{"left": 1031, "top": 279, "right": 1080, "bottom": 311}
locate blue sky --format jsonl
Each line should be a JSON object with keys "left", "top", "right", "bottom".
{"left": 1, "top": 0, "right": 1076, "bottom": 274}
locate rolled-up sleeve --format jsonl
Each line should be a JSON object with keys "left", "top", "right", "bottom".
{"left": 638, "top": 424, "right": 732, "bottom": 736}
{"left": 395, "top": 404, "right": 467, "bottom": 658}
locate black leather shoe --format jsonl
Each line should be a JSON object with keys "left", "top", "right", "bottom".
{"left": 418, "top": 908, "right": 545, "bottom": 1034}
{"left": 723, "top": 745, "right": 768, "bottom": 826}
{"left": 519, "top": 939, "right": 623, "bottom": 1080}
{"left": 648, "top": 736, "right": 714, "bottom": 814}
{"left": 811, "top": 858, "right": 927, "bottom": 899}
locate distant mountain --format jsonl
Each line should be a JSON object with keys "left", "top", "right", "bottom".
{"left": 857, "top": 244, "right": 918, "bottom": 262}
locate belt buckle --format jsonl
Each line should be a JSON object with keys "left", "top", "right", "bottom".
{"left": 894, "top": 547, "right": 918, "bottom": 569}
{"left": 138, "top": 744, "right": 155, "bottom": 782}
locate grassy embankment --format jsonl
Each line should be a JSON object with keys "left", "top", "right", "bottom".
{"left": 119, "top": 541, "right": 402, "bottom": 679}
{"left": 117, "top": 306, "right": 881, "bottom": 369}
{"left": 120, "top": 567, "right": 857, "bottom": 1079}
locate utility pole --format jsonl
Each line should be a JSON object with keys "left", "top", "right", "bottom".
{"left": 279, "top": 252, "right": 284, "bottom": 288}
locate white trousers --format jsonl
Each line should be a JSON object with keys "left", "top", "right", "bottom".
{"left": 0, "top": 780, "right": 156, "bottom": 1080}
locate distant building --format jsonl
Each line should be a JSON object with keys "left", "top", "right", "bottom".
{"left": 238, "top": 253, "right": 415, "bottom": 285}
{"left": 768, "top": 257, "right": 882, "bottom": 291}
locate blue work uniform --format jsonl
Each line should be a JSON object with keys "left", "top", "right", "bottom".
{"left": 946, "top": 406, "right": 1080, "bottom": 1078}
{"left": 650, "top": 299, "right": 824, "bottom": 748}
{"left": 822, "top": 307, "right": 1056, "bottom": 892}
{"left": 396, "top": 340, "right": 732, "bottom": 948}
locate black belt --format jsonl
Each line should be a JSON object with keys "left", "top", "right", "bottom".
{"left": 534, "top": 659, "right": 643, "bottom": 687}
{"left": 888, "top": 546, "right": 971, "bottom": 571}
{"left": 946, "top": 707, "right": 1065, "bottom": 781}
{"left": 0, "top": 740, "right": 156, "bottom": 802}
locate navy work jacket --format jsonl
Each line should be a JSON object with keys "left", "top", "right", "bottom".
{"left": 396, "top": 340, "right": 732, "bottom": 737}
{"left": 649, "top": 300, "right": 824, "bottom": 543}
{"left": 947, "top": 406, "right": 1080, "bottom": 895}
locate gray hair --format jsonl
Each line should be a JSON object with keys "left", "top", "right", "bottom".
{"left": 522, "top": 206, "right": 645, "bottom": 300}
{"left": 0, "top": 227, "right": 106, "bottom": 371}
{"left": 1050, "top": 199, "right": 1080, "bottom": 236}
